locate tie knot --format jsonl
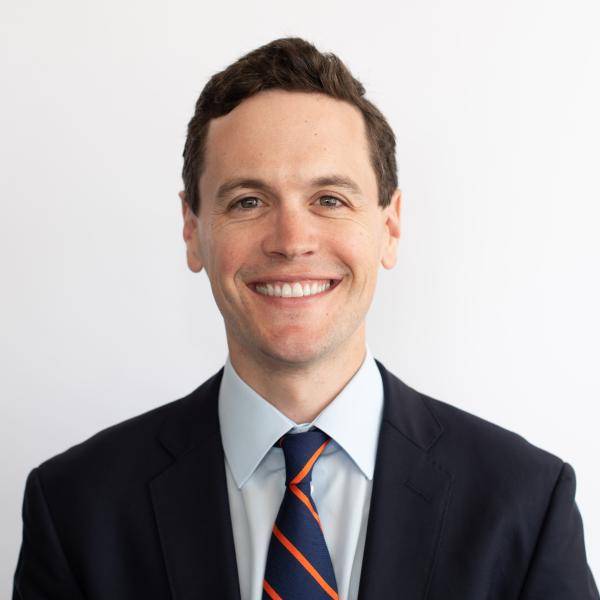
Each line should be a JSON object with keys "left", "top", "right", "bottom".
{"left": 276, "top": 427, "right": 331, "bottom": 486}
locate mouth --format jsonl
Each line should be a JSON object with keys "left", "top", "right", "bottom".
{"left": 248, "top": 278, "right": 342, "bottom": 300}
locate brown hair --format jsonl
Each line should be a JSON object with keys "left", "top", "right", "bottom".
{"left": 182, "top": 37, "right": 398, "bottom": 216}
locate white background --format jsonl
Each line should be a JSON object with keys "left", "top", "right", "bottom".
{"left": 2, "top": 0, "right": 599, "bottom": 592}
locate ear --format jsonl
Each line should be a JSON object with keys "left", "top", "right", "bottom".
{"left": 179, "top": 190, "right": 204, "bottom": 273}
{"left": 380, "top": 188, "right": 402, "bottom": 270}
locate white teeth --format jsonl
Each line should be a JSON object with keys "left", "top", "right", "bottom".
{"left": 254, "top": 280, "right": 334, "bottom": 298}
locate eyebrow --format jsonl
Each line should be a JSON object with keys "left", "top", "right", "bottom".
{"left": 214, "top": 174, "right": 363, "bottom": 204}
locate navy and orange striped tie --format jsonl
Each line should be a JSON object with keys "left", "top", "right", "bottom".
{"left": 262, "top": 427, "right": 339, "bottom": 600}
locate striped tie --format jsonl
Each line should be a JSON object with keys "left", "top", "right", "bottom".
{"left": 262, "top": 427, "right": 339, "bottom": 600}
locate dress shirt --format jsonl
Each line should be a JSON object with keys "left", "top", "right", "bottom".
{"left": 218, "top": 345, "right": 384, "bottom": 600}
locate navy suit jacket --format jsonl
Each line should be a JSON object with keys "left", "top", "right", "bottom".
{"left": 13, "top": 360, "right": 599, "bottom": 599}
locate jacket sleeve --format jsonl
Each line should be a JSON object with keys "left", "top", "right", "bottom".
{"left": 519, "top": 461, "right": 599, "bottom": 599}
{"left": 12, "top": 467, "right": 85, "bottom": 600}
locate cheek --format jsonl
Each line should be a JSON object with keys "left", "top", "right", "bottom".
{"left": 207, "top": 236, "right": 251, "bottom": 292}
{"left": 332, "top": 224, "right": 380, "bottom": 274}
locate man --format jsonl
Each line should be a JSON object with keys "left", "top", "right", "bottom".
{"left": 13, "top": 36, "right": 598, "bottom": 600}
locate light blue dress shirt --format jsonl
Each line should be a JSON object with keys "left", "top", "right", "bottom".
{"left": 218, "top": 345, "right": 384, "bottom": 600}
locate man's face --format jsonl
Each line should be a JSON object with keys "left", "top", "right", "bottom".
{"left": 181, "top": 90, "right": 401, "bottom": 366}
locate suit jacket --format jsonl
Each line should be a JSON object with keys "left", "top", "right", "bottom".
{"left": 13, "top": 360, "right": 599, "bottom": 599}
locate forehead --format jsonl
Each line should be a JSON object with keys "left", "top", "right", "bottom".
{"left": 200, "top": 90, "right": 376, "bottom": 197}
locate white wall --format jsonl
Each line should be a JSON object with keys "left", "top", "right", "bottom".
{"left": 2, "top": 0, "right": 599, "bottom": 591}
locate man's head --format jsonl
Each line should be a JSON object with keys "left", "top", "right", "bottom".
{"left": 180, "top": 37, "right": 401, "bottom": 367}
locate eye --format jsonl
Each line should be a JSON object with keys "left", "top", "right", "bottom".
{"left": 231, "top": 196, "right": 263, "bottom": 210}
{"left": 230, "top": 194, "right": 346, "bottom": 211}
{"left": 317, "top": 195, "right": 346, "bottom": 209}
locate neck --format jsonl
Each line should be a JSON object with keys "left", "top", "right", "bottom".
{"left": 227, "top": 329, "right": 367, "bottom": 424}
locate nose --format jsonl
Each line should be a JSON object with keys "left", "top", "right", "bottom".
{"left": 261, "top": 203, "right": 318, "bottom": 260}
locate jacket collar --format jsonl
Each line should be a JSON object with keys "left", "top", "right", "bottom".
{"left": 156, "top": 358, "right": 443, "bottom": 458}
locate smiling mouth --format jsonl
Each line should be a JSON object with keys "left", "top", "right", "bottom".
{"left": 250, "top": 279, "right": 341, "bottom": 299}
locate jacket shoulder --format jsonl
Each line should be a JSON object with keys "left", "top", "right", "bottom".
{"left": 427, "top": 392, "right": 560, "bottom": 458}
{"left": 421, "top": 391, "right": 565, "bottom": 492}
{"left": 32, "top": 371, "right": 220, "bottom": 492}
{"left": 378, "top": 361, "right": 563, "bottom": 477}
{"left": 34, "top": 395, "right": 181, "bottom": 487}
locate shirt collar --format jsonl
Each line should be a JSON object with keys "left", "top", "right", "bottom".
{"left": 218, "top": 345, "right": 384, "bottom": 489}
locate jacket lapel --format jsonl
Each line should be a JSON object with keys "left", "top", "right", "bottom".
{"left": 150, "top": 368, "right": 242, "bottom": 600}
{"left": 357, "top": 360, "right": 453, "bottom": 599}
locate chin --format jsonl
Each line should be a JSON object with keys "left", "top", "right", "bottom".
{"left": 258, "top": 333, "right": 332, "bottom": 366}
